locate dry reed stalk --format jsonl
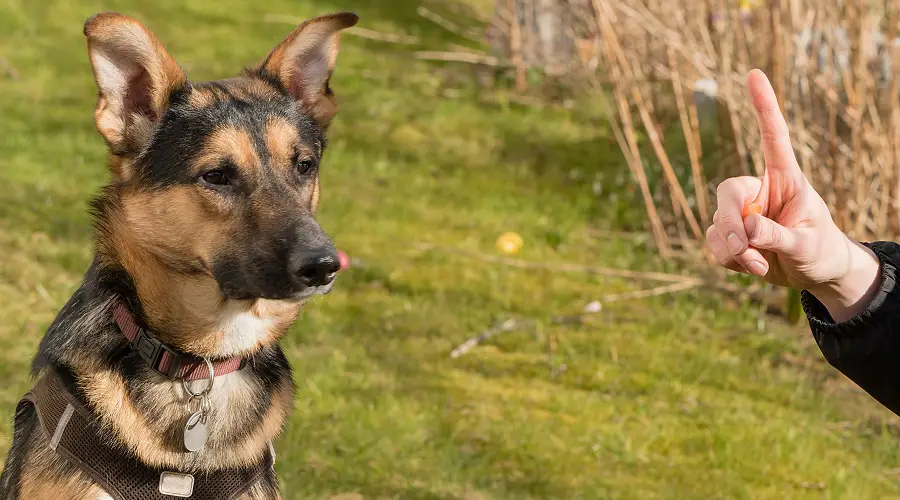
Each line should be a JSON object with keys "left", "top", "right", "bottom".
{"left": 646, "top": 0, "right": 661, "bottom": 116}
{"left": 696, "top": 1, "right": 717, "bottom": 63}
{"left": 687, "top": 85, "right": 705, "bottom": 167}
{"left": 848, "top": 4, "right": 866, "bottom": 237}
{"left": 894, "top": 104, "right": 900, "bottom": 236}
{"left": 889, "top": 0, "right": 900, "bottom": 236}
{"left": 610, "top": 2, "right": 716, "bottom": 78}
{"left": 633, "top": 94, "right": 703, "bottom": 239}
{"left": 733, "top": 3, "right": 751, "bottom": 76}
{"left": 596, "top": 0, "right": 702, "bottom": 239}
{"left": 770, "top": 0, "right": 785, "bottom": 101}
{"left": 596, "top": 81, "right": 672, "bottom": 257}
{"left": 787, "top": 7, "right": 810, "bottom": 179}
{"left": 417, "top": 5, "right": 484, "bottom": 43}
{"left": 505, "top": 0, "right": 527, "bottom": 91}
{"left": 593, "top": 51, "right": 672, "bottom": 254}
{"left": 719, "top": 4, "right": 753, "bottom": 176}
{"left": 669, "top": 47, "right": 710, "bottom": 226}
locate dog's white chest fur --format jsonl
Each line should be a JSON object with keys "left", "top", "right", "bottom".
{"left": 215, "top": 302, "right": 273, "bottom": 357}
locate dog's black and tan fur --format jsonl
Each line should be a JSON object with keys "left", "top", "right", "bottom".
{"left": 0, "top": 10, "right": 358, "bottom": 499}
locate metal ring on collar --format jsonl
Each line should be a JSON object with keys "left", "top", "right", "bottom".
{"left": 182, "top": 358, "right": 215, "bottom": 398}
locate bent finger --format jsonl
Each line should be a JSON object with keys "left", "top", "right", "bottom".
{"left": 714, "top": 176, "right": 762, "bottom": 256}
{"left": 707, "top": 226, "right": 752, "bottom": 274}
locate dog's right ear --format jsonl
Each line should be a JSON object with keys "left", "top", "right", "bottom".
{"left": 84, "top": 13, "right": 187, "bottom": 168}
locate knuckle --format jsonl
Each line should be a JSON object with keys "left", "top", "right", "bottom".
{"left": 716, "top": 176, "right": 753, "bottom": 194}
{"left": 714, "top": 212, "right": 734, "bottom": 228}
{"left": 760, "top": 130, "right": 789, "bottom": 144}
{"left": 716, "top": 178, "right": 736, "bottom": 196}
{"left": 749, "top": 218, "right": 764, "bottom": 241}
{"left": 769, "top": 224, "right": 782, "bottom": 247}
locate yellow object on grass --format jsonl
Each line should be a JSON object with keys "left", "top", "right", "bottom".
{"left": 496, "top": 232, "right": 524, "bottom": 255}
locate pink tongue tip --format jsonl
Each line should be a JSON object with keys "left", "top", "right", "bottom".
{"left": 337, "top": 250, "right": 350, "bottom": 271}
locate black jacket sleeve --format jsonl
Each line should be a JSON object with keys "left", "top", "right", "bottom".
{"left": 802, "top": 241, "right": 900, "bottom": 416}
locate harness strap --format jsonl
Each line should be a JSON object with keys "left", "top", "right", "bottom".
{"left": 19, "top": 370, "right": 274, "bottom": 500}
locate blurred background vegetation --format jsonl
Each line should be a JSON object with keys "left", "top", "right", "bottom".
{"left": 3, "top": 0, "right": 900, "bottom": 498}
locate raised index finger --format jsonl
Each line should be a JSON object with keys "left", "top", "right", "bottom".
{"left": 747, "top": 69, "right": 800, "bottom": 175}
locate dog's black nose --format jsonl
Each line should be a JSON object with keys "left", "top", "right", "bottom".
{"left": 291, "top": 248, "right": 340, "bottom": 287}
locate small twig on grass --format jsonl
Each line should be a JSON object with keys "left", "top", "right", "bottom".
{"left": 550, "top": 281, "right": 700, "bottom": 325}
{"left": 345, "top": 27, "right": 421, "bottom": 45}
{"left": 415, "top": 241, "right": 764, "bottom": 302}
{"left": 416, "top": 5, "right": 484, "bottom": 43}
{"left": 584, "top": 228, "right": 697, "bottom": 249}
{"left": 263, "top": 14, "right": 420, "bottom": 45}
{"left": 588, "top": 281, "right": 700, "bottom": 306}
{"left": 450, "top": 281, "right": 700, "bottom": 359}
{"left": 413, "top": 50, "right": 502, "bottom": 66}
{"left": 450, "top": 318, "right": 536, "bottom": 358}
{"left": 416, "top": 242, "right": 715, "bottom": 285}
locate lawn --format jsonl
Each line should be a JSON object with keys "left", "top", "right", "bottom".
{"left": 2, "top": 0, "right": 900, "bottom": 498}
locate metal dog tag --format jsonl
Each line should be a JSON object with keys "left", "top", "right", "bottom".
{"left": 183, "top": 411, "right": 208, "bottom": 452}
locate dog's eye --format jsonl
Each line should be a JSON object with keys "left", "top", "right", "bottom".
{"left": 201, "top": 170, "right": 230, "bottom": 186}
{"left": 294, "top": 156, "right": 314, "bottom": 176}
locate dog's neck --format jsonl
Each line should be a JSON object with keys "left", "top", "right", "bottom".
{"left": 91, "top": 196, "right": 305, "bottom": 359}
{"left": 107, "top": 254, "right": 301, "bottom": 359}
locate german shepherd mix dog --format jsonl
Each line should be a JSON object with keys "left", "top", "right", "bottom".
{"left": 0, "top": 11, "right": 358, "bottom": 499}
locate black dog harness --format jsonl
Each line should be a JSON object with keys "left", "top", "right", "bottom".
{"left": 13, "top": 302, "right": 274, "bottom": 499}
{"left": 16, "top": 369, "right": 274, "bottom": 499}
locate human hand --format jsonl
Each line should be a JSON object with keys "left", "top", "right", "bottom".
{"left": 706, "top": 69, "right": 880, "bottom": 321}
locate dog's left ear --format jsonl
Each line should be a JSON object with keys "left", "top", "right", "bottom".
{"left": 255, "top": 12, "right": 358, "bottom": 128}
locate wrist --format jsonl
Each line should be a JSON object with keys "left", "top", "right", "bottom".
{"left": 808, "top": 236, "right": 881, "bottom": 322}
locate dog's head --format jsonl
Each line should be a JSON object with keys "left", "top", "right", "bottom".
{"left": 85, "top": 12, "right": 357, "bottom": 302}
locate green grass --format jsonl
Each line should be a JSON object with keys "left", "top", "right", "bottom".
{"left": 2, "top": 0, "right": 900, "bottom": 498}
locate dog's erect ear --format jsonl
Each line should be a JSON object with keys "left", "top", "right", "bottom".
{"left": 84, "top": 13, "right": 187, "bottom": 162}
{"left": 255, "top": 12, "right": 358, "bottom": 128}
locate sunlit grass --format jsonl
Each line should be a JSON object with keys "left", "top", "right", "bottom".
{"left": 1, "top": 0, "right": 899, "bottom": 498}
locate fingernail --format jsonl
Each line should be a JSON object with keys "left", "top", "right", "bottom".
{"left": 746, "top": 261, "right": 768, "bottom": 276}
{"left": 726, "top": 233, "right": 743, "bottom": 254}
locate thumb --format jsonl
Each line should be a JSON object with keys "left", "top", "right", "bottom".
{"left": 744, "top": 214, "right": 797, "bottom": 253}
